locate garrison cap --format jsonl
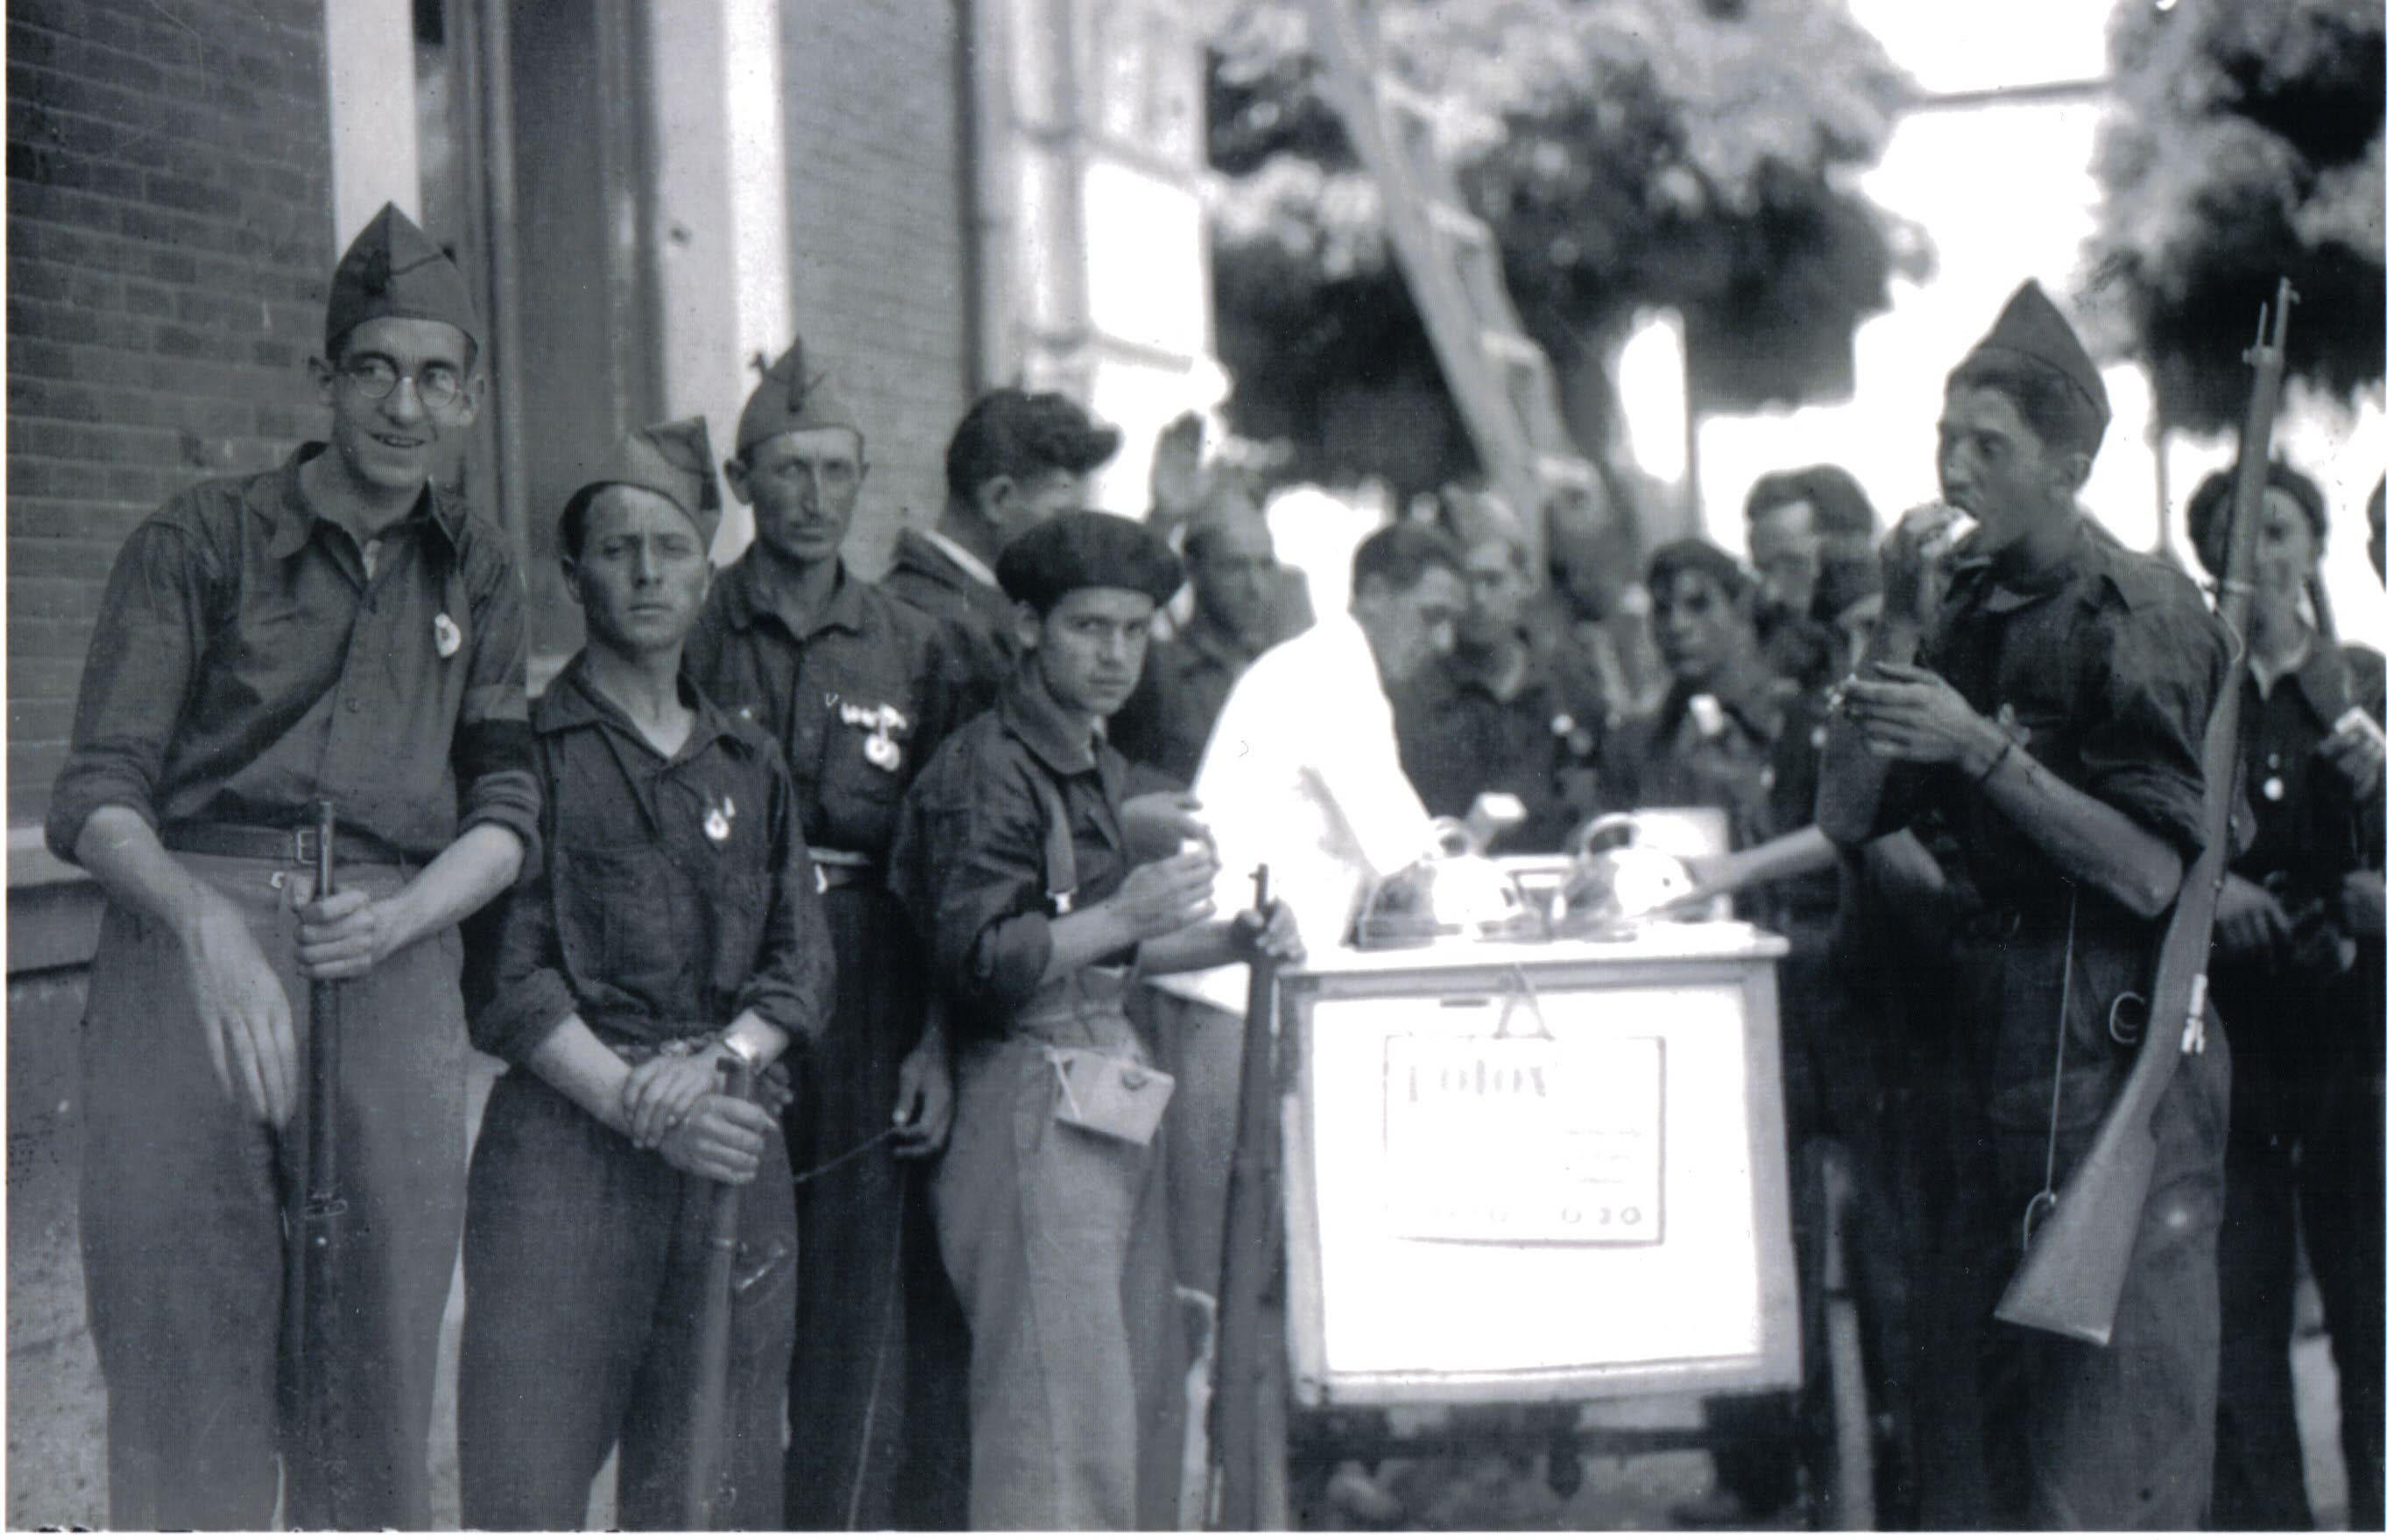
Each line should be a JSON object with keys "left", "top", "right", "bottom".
{"left": 563, "top": 417, "right": 724, "bottom": 549}
{"left": 325, "top": 202, "right": 480, "bottom": 355}
{"left": 736, "top": 338, "right": 858, "bottom": 456}
{"left": 1957, "top": 279, "right": 2110, "bottom": 432}
{"left": 998, "top": 510, "right": 1184, "bottom": 612}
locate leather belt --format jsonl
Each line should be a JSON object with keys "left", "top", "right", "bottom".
{"left": 164, "top": 822, "right": 410, "bottom": 868}
{"left": 809, "top": 846, "right": 878, "bottom": 894}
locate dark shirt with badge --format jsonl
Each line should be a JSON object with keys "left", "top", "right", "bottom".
{"left": 1603, "top": 675, "right": 1795, "bottom": 851}
{"left": 1107, "top": 612, "right": 1263, "bottom": 787}
{"left": 889, "top": 668, "right": 1136, "bottom": 1042}
{"left": 1873, "top": 522, "right": 2228, "bottom": 1106}
{"left": 1391, "top": 639, "right": 1605, "bottom": 852}
{"left": 46, "top": 443, "right": 539, "bottom": 863}
{"left": 2231, "top": 641, "right": 2385, "bottom": 907}
{"left": 883, "top": 526, "right": 1020, "bottom": 721}
{"left": 683, "top": 552, "right": 959, "bottom": 862}
{"left": 474, "top": 653, "right": 833, "bottom": 1066}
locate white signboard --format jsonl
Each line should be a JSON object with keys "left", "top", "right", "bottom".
{"left": 1381, "top": 1031, "right": 1663, "bottom": 1245}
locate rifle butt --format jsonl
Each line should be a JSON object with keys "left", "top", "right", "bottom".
{"left": 1991, "top": 1121, "right": 2159, "bottom": 1346}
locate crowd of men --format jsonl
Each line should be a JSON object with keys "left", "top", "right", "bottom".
{"left": 45, "top": 203, "right": 2385, "bottom": 1532}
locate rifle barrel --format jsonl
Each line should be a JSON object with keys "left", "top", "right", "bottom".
{"left": 685, "top": 1056, "right": 753, "bottom": 1529}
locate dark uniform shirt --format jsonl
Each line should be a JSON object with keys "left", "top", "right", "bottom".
{"left": 2231, "top": 641, "right": 2386, "bottom": 905}
{"left": 1603, "top": 675, "right": 1796, "bottom": 851}
{"left": 883, "top": 526, "right": 1018, "bottom": 720}
{"left": 475, "top": 654, "right": 833, "bottom": 1065}
{"left": 1392, "top": 639, "right": 1605, "bottom": 852}
{"left": 682, "top": 552, "right": 959, "bottom": 861}
{"left": 1875, "top": 521, "right": 2229, "bottom": 1110}
{"left": 1107, "top": 612, "right": 1262, "bottom": 787}
{"left": 46, "top": 444, "right": 538, "bottom": 863}
{"left": 889, "top": 668, "right": 1135, "bottom": 1041}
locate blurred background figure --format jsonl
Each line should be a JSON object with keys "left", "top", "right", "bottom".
{"left": 2186, "top": 461, "right": 2385, "bottom": 1532}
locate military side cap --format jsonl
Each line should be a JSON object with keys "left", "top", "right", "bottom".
{"left": 325, "top": 202, "right": 480, "bottom": 354}
{"left": 736, "top": 338, "right": 858, "bottom": 455}
{"left": 999, "top": 510, "right": 1184, "bottom": 611}
{"left": 1958, "top": 279, "right": 2110, "bottom": 430}
{"left": 563, "top": 417, "right": 724, "bottom": 548}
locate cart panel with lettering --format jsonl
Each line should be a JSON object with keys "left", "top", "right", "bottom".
{"left": 1277, "top": 927, "right": 1797, "bottom": 1407}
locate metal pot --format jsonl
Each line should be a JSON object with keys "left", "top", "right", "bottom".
{"left": 1352, "top": 817, "right": 1550, "bottom": 950}
{"left": 1554, "top": 812, "right": 1699, "bottom": 937}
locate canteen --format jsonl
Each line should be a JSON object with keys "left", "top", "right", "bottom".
{"left": 1352, "top": 817, "right": 1549, "bottom": 950}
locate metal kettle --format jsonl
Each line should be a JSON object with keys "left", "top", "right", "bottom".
{"left": 1554, "top": 812, "right": 1699, "bottom": 937}
{"left": 1352, "top": 817, "right": 1550, "bottom": 950}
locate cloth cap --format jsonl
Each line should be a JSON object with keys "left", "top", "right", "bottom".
{"left": 736, "top": 339, "right": 858, "bottom": 456}
{"left": 998, "top": 510, "right": 1184, "bottom": 611}
{"left": 563, "top": 417, "right": 723, "bottom": 548}
{"left": 325, "top": 203, "right": 480, "bottom": 355}
{"left": 1957, "top": 279, "right": 2110, "bottom": 430}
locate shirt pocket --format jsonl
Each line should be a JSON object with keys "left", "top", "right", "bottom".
{"left": 555, "top": 843, "right": 696, "bottom": 1005}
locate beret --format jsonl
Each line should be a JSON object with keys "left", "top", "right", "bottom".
{"left": 998, "top": 510, "right": 1184, "bottom": 611}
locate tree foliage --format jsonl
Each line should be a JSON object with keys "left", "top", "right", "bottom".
{"left": 2087, "top": 0, "right": 2383, "bottom": 434}
{"left": 1202, "top": 0, "right": 1923, "bottom": 486}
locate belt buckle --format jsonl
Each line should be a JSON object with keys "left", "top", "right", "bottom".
{"left": 289, "top": 827, "right": 319, "bottom": 867}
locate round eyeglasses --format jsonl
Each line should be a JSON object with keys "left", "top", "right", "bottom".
{"left": 340, "top": 357, "right": 465, "bottom": 411}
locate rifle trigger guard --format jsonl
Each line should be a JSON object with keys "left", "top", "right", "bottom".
{"left": 2107, "top": 990, "right": 2147, "bottom": 1047}
{"left": 2021, "top": 1188, "right": 2057, "bottom": 1252}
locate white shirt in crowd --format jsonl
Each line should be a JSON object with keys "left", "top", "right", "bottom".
{"left": 1192, "top": 609, "right": 1436, "bottom": 953}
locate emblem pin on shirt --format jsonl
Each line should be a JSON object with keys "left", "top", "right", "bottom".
{"left": 434, "top": 612, "right": 462, "bottom": 659}
{"left": 705, "top": 795, "right": 736, "bottom": 844}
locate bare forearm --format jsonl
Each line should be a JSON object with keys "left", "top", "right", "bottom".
{"left": 379, "top": 823, "right": 526, "bottom": 953}
{"left": 1974, "top": 744, "right": 2185, "bottom": 918}
{"left": 1135, "top": 920, "right": 1242, "bottom": 976}
{"left": 1040, "top": 903, "right": 1148, "bottom": 983}
{"left": 73, "top": 806, "right": 222, "bottom": 940}
{"left": 521, "top": 1016, "right": 636, "bottom": 1137}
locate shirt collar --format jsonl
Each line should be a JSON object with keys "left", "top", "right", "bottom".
{"left": 918, "top": 526, "right": 1002, "bottom": 592}
{"left": 262, "top": 442, "right": 463, "bottom": 562}
{"left": 719, "top": 548, "right": 866, "bottom": 639}
{"left": 999, "top": 665, "right": 1101, "bottom": 777}
{"left": 532, "top": 650, "right": 748, "bottom": 759}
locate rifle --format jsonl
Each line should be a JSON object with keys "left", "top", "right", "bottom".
{"left": 685, "top": 1055, "right": 756, "bottom": 1528}
{"left": 288, "top": 798, "right": 351, "bottom": 1529}
{"left": 1994, "top": 279, "right": 2295, "bottom": 1345}
{"left": 1207, "top": 865, "right": 1289, "bottom": 1529}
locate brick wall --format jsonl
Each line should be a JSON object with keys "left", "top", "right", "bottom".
{"left": 780, "top": 1, "right": 974, "bottom": 578}
{"left": 6, "top": 0, "right": 332, "bottom": 831}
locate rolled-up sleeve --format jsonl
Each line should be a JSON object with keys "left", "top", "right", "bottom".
{"left": 46, "top": 519, "right": 214, "bottom": 861}
{"left": 892, "top": 745, "right": 1056, "bottom": 1020}
{"left": 473, "top": 817, "right": 580, "bottom": 1065}
{"left": 2080, "top": 602, "right": 2228, "bottom": 857}
{"left": 733, "top": 773, "right": 837, "bottom": 1051}
{"left": 452, "top": 541, "right": 539, "bottom": 856}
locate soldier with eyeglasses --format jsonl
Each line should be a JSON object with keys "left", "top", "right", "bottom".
{"left": 46, "top": 203, "right": 537, "bottom": 1528}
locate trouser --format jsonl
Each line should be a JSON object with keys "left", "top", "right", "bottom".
{"left": 457, "top": 1069, "right": 795, "bottom": 1530}
{"left": 77, "top": 854, "right": 467, "bottom": 1530}
{"left": 1926, "top": 917, "right": 2231, "bottom": 1530}
{"left": 783, "top": 883, "right": 970, "bottom": 1530}
{"left": 2210, "top": 960, "right": 2385, "bottom": 1529}
{"left": 933, "top": 971, "right": 1183, "bottom": 1530}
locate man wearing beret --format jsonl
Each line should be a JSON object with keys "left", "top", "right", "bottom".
{"left": 46, "top": 203, "right": 537, "bottom": 1529}
{"left": 1820, "top": 280, "right": 2233, "bottom": 1527}
{"left": 889, "top": 512, "right": 1301, "bottom": 1529}
{"left": 884, "top": 387, "right": 1123, "bottom": 718}
{"left": 681, "top": 341, "right": 971, "bottom": 1529}
{"left": 458, "top": 419, "right": 833, "bottom": 1529}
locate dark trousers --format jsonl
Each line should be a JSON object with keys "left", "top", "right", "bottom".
{"left": 783, "top": 884, "right": 971, "bottom": 1529}
{"left": 2210, "top": 962, "right": 2386, "bottom": 1529}
{"left": 458, "top": 1069, "right": 795, "bottom": 1530}
{"left": 78, "top": 856, "right": 466, "bottom": 1530}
